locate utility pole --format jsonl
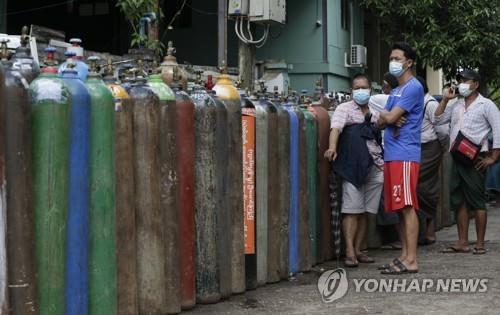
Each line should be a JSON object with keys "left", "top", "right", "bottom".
{"left": 238, "top": 40, "right": 255, "bottom": 92}
{"left": 218, "top": 0, "right": 227, "bottom": 68}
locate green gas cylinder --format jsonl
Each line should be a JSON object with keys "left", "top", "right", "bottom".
{"left": 85, "top": 56, "right": 117, "bottom": 315}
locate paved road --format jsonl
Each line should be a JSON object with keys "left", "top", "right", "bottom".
{"left": 186, "top": 204, "right": 500, "bottom": 315}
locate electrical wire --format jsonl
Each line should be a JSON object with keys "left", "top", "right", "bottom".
{"left": 235, "top": 16, "right": 269, "bottom": 46}
{"left": 4, "top": 0, "right": 76, "bottom": 16}
{"left": 255, "top": 26, "right": 270, "bottom": 48}
{"left": 185, "top": 3, "right": 217, "bottom": 15}
{"left": 160, "top": 0, "right": 188, "bottom": 42}
{"left": 246, "top": 18, "right": 253, "bottom": 41}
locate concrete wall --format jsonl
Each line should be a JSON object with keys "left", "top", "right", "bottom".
{"left": 426, "top": 66, "right": 444, "bottom": 96}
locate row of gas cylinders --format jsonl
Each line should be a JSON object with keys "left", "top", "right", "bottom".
{"left": 0, "top": 41, "right": 336, "bottom": 315}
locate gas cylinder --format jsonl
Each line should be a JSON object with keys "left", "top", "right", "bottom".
{"left": 147, "top": 71, "right": 181, "bottom": 314}
{"left": 0, "top": 38, "right": 8, "bottom": 314}
{"left": 292, "top": 98, "right": 311, "bottom": 272}
{"left": 67, "top": 38, "right": 85, "bottom": 58}
{"left": 29, "top": 48, "right": 71, "bottom": 315}
{"left": 264, "top": 98, "right": 280, "bottom": 284}
{"left": 128, "top": 75, "right": 168, "bottom": 314}
{"left": 59, "top": 51, "right": 89, "bottom": 81}
{"left": 241, "top": 94, "right": 257, "bottom": 291}
{"left": 190, "top": 84, "right": 222, "bottom": 304}
{"left": 282, "top": 102, "right": 299, "bottom": 276}
{"left": 173, "top": 85, "right": 196, "bottom": 310}
{"left": 301, "top": 103, "right": 318, "bottom": 266}
{"left": 8, "top": 27, "right": 40, "bottom": 82}
{"left": 254, "top": 95, "right": 268, "bottom": 287}
{"left": 308, "top": 103, "right": 333, "bottom": 262}
{"left": 160, "top": 41, "right": 188, "bottom": 90}
{"left": 212, "top": 71, "right": 245, "bottom": 294}
{"left": 275, "top": 101, "right": 290, "bottom": 280}
{"left": 254, "top": 95, "right": 280, "bottom": 285}
{"left": 61, "top": 64, "right": 91, "bottom": 315}
{"left": 86, "top": 57, "right": 117, "bottom": 315}
{"left": 211, "top": 92, "right": 231, "bottom": 299}
{"left": 103, "top": 62, "right": 137, "bottom": 315}
{"left": 4, "top": 31, "right": 38, "bottom": 314}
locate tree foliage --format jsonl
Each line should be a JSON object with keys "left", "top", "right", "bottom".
{"left": 361, "top": 0, "right": 499, "bottom": 97}
{"left": 116, "top": 0, "right": 165, "bottom": 55}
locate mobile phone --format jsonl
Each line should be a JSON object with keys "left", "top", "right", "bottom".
{"left": 454, "top": 86, "right": 459, "bottom": 94}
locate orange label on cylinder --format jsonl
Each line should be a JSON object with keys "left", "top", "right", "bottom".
{"left": 242, "top": 109, "right": 256, "bottom": 254}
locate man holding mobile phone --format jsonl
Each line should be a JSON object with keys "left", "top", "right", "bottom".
{"left": 434, "top": 69, "right": 500, "bottom": 255}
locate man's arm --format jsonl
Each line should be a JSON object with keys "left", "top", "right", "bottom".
{"left": 476, "top": 103, "right": 500, "bottom": 170}
{"left": 324, "top": 128, "right": 341, "bottom": 161}
{"left": 378, "top": 107, "right": 406, "bottom": 126}
{"left": 436, "top": 86, "right": 459, "bottom": 116}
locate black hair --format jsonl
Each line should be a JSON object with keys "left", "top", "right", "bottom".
{"left": 391, "top": 42, "right": 417, "bottom": 62}
{"left": 415, "top": 75, "right": 429, "bottom": 94}
{"left": 351, "top": 73, "right": 371, "bottom": 87}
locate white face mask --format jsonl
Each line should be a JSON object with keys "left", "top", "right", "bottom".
{"left": 389, "top": 61, "right": 405, "bottom": 77}
{"left": 352, "top": 88, "right": 371, "bottom": 105}
{"left": 458, "top": 83, "right": 473, "bottom": 97}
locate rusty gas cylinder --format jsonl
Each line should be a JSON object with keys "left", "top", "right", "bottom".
{"left": 212, "top": 71, "right": 245, "bottom": 294}
{"left": 159, "top": 41, "right": 188, "bottom": 90}
{"left": 4, "top": 30, "right": 38, "bottom": 314}
{"left": 104, "top": 67, "right": 138, "bottom": 315}
{"left": 128, "top": 75, "right": 168, "bottom": 314}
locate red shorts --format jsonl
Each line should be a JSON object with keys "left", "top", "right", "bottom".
{"left": 384, "top": 161, "right": 420, "bottom": 212}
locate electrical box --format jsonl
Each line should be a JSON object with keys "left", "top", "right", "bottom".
{"left": 350, "top": 45, "right": 367, "bottom": 66}
{"left": 228, "top": 0, "right": 249, "bottom": 15}
{"left": 249, "top": 0, "right": 286, "bottom": 24}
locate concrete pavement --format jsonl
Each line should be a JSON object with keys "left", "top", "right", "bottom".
{"left": 186, "top": 204, "right": 500, "bottom": 315}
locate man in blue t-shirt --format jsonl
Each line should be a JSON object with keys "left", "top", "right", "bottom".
{"left": 378, "top": 42, "right": 424, "bottom": 275}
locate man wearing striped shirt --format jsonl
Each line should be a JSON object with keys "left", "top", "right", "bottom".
{"left": 435, "top": 69, "right": 500, "bottom": 255}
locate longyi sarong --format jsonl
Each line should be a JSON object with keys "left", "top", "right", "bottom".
{"left": 417, "top": 139, "right": 443, "bottom": 218}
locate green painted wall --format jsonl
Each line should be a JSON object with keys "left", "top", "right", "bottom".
{"left": 257, "top": 0, "right": 365, "bottom": 92}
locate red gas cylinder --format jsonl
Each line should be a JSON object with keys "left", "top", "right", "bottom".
{"left": 174, "top": 85, "right": 196, "bottom": 310}
{"left": 309, "top": 91, "right": 334, "bottom": 262}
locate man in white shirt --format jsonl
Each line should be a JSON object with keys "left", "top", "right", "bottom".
{"left": 434, "top": 69, "right": 500, "bottom": 255}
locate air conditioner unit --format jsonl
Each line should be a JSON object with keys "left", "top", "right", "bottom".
{"left": 350, "top": 45, "right": 367, "bottom": 66}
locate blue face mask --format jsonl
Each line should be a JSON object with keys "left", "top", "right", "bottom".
{"left": 389, "top": 61, "right": 405, "bottom": 77}
{"left": 352, "top": 88, "right": 371, "bottom": 105}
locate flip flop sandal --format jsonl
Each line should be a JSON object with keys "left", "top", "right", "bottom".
{"left": 344, "top": 256, "right": 359, "bottom": 268}
{"left": 473, "top": 247, "right": 487, "bottom": 255}
{"left": 380, "top": 243, "right": 402, "bottom": 250}
{"left": 377, "top": 258, "right": 400, "bottom": 270}
{"left": 381, "top": 260, "right": 418, "bottom": 275}
{"left": 441, "top": 246, "right": 471, "bottom": 253}
{"left": 356, "top": 253, "right": 375, "bottom": 263}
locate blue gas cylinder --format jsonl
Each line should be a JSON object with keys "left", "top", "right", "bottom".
{"left": 282, "top": 102, "right": 299, "bottom": 276}
{"left": 59, "top": 51, "right": 89, "bottom": 81}
{"left": 60, "top": 67, "right": 91, "bottom": 315}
